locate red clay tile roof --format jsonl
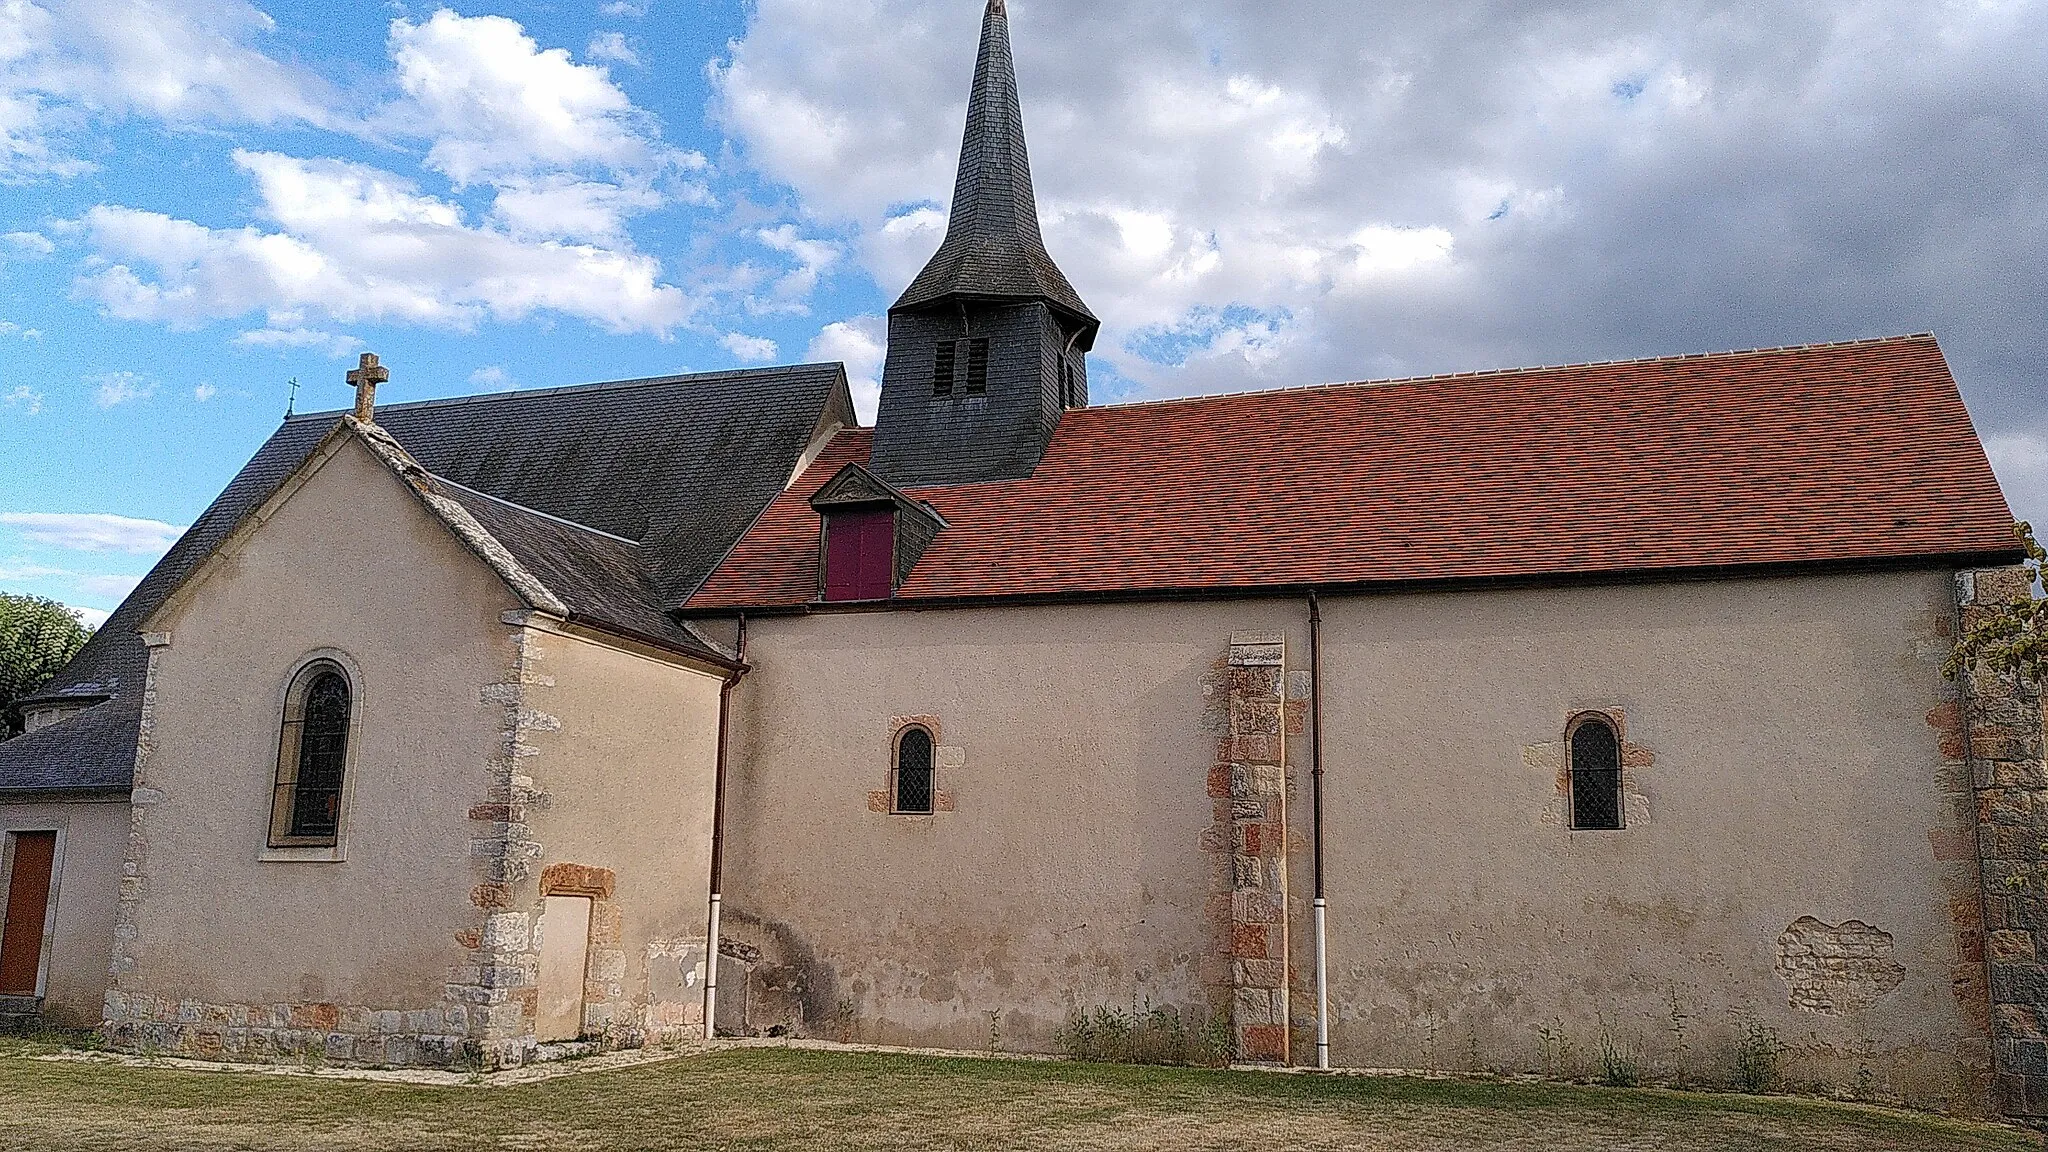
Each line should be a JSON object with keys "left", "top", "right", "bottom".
{"left": 684, "top": 335, "right": 2021, "bottom": 610}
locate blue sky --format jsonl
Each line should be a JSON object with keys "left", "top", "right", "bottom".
{"left": 3, "top": 0, "right": 2046, "bottom": 624}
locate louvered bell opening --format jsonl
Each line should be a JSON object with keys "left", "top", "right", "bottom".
{"left": 933, "top": 342, "right": 956, "bottom": 397}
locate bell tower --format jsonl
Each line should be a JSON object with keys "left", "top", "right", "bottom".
{"left": 869, "top": 0, "right": 1098, "bottom": 488}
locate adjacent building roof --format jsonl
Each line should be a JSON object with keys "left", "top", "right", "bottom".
{"left": 0, "top": 365, "right": 850, "bottom": 794}
{"left": 892, "top": 0, "right": 1097, "bottom": 344}
{"left": 685, "top": 335, "right": 2023, "bottom": 610}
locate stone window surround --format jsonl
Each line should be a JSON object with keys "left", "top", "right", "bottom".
{"left": 259, "top": 647, "right": 365, "bottom": 864}
{"left": 1526, "top": 707, "right": 1655, "bottom": 831}
{"left": 869, "top": 715, "right": 960, "bottom": 816}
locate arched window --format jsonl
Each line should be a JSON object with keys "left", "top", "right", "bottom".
{"left": 1568, "top": 716, "right": 1623, "bottom": 831}
{"left": 893, "top": 727, "right": 935, "bottom": 815}
{"left": 270, "top": 661, "right": 354, "bottom": 847}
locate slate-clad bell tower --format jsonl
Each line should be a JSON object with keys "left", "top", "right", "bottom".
{"left": 870, "top": 0, "right": 1099, "bottom": 488}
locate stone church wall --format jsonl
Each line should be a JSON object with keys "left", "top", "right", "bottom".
{"left": 721, "top": 567, "right": 1998, "bottom": 1113}
{"left": 103, "top": 438, "right": 528, "bottom": 1066}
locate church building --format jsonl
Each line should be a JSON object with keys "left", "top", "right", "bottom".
{"left": 3, "top": 0, "right": 2044, "bottom": 1121}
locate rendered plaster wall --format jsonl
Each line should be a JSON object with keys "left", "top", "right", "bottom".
{"left": 722, "top": 569, "right": 1989, "bottom": 1111}
{"left": 107, "top": 437, "right": 522, "bottom": 1061}
{"left": 1310, "top": 568, "right": 1987, "bottom": 1113}
{"left": 723, "top": 600, "right": 1305, "bottom": 1050}
{"left": 517, "top": 627, "right": 726, "bottom": 1045}
{"left": 0, "top": 799, "right": 127, "bottom": 1026}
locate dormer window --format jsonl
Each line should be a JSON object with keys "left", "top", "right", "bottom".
{"left": 824, "top": 508, "right": 895, "bottom": 601}
{"left": 810, "top": 463, "right": 948, "bottom": 604}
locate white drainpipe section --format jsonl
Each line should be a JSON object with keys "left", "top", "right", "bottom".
{"left": 703, "top": 894, "right": 723, "bottom": 1040}
{"left": 1314, "top": 896, "right": 1330, "bottom": 1070}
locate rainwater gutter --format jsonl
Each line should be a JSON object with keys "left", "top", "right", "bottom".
{"left": 702, "top": 613, "right": 748, "bottom": 1040}
{"left": 1308, "top": 590, "right": 1330, "bottom": 1071}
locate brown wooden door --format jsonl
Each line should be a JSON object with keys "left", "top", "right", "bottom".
{"left": 0, "top": 832, "right": 56, "bottom": 995}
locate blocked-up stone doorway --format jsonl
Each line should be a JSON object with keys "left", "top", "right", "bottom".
{"left": 536, "top": 895, "right": 592, "bottom": 1043}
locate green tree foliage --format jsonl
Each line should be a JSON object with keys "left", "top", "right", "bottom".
{"left": 0, "top": 593, "right": 94, "bottom": 738}
{"left": 1945, "top": 522, "right": 2046, "bottom": 688}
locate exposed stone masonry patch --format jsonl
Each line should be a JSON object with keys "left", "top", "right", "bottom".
{"left": 453, "top": 626, "right": 558, "bottom": 1069}
{"left": 1956, "top": 566, "right": 2048, "bottom": 1117}
{"left": 1774, "top": 917, "right": 1907, "bottom": 1014}
{"left": 1203, "top": 632, "right": 1289, "bottom": 1063}
{"left": 106, "top": 635, "right": 169, "bottom": 994}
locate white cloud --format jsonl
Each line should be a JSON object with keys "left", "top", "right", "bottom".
{"left": 711, "top": 0, "right": 2048, "bottom": 440}
{"left": 586, "top": 32, "right": 640, "bottom": 68}
{"left": 233, "top": 325, "right": 363, "bottom": 358}
{"left": 806, "top": 315, "right": 886, "bottom": 423}
{"left": 489, "top": 176, "right": 663, "bottom": 244}
{"left": 1, "top": 230, "right": 53, "bottom": 256}
{"left": 0, "top": 560, "right": 62, "bottom": 580}
{"left": 0, "top": 0, "right": 334, "bottom": 179}
{"left": 469, "top": 364, "right": 512, "bottom": 388}
{"left": 75, "top": 572, "right": 141, "bottom": 601}
{"left": 383, "top": 10, "right": 680, "bottom": 187}
{"left": 752, "top": 224, "right": 839, "bottom": 312}
{"left": 0, "top": 319, "right": 42, "bottom": 340}
{"left": 75, "top": 151, "right": 694, "bottom": 334}
{"left": 720, "top": 332, "right": 779, "bottom": 364}
{"left": 598, "top": 1, "right": 648, "bottom": 17}
{"left": 3, "top": 383, "right": 42, "bottom": 414}
{"left": 0, "top": 511, "right": 184, "bottom": 553}
{"left": 192, "top": 383, "right": 216, "bottom": 402}
{"left": 0, "top": 558, "right": 129, "bottom": 620}
{"left": 89, "top": 370, "right": 154, "bottom": 408}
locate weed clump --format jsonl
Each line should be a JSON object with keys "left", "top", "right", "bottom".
{"left": 1055, "top": 1004, "right": 1231, "bottom": 1068}
{"left": 1730, "top": 1018, "right": 1785, "bottom": 1095}
{"left": 1598, "top": 1035, "right": 1642, "bottom": 1088}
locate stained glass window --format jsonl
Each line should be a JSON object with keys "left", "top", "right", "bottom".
{"left": 271, "top": 662, "right": 352, "bottom": 847}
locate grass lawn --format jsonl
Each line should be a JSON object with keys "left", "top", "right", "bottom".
{"left": 0, "top": 1037, "right": 2035, "bottom": 1151}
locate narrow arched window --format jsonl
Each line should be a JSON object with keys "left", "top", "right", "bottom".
{"left": 893, "top": 727, "right": 935, "bottom": 815}
{"left": 271, "top": 661, "right": 353, "bottom": 847}
{"left": 1569, "top": 716, "right": 1623, "bottom": 831}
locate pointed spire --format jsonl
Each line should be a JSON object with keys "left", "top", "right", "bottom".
{"left": 893, "top": 0, "right": 1096, "bottom": 345}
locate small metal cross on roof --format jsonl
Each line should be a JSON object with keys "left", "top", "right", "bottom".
{"left": 346, "top": 352, "right": 390, "bottom": 423}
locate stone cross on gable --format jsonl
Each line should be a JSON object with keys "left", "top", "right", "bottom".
{"left": 346, "top": 353, "right": 390, "bottom": 423}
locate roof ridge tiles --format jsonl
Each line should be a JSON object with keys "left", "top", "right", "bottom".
{"left": 1090, "top": 333, "right": 1940, "bottom": 415}
{"left": 286, "top": 362, "right": 844, "bottom": 422}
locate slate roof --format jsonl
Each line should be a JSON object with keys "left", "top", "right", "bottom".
{"left": 892, "top": 0, "right": 1097, "bottom": 345}
{"left": 685, "top": 335, "right": 2024, "bottom": 610}
{"left": 0, "top": 365, "right": 849, "bottom": 794}
{"left": 434, "top": 478, "right": 716, "bottom": 656}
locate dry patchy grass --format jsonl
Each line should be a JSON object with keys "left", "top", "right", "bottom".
{"left": 0, "top": 1036, "right": 2035, "bottom": 1151}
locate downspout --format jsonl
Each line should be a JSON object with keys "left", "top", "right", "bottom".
{"left": 703, "top": 613, "right": 748, "bottom": 1040}
{"left": 1309, "top": 590, "right": 1330, "bottom": 1071}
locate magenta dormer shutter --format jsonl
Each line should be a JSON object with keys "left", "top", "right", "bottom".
{"left": 823, "top": 508, "right": 896, "bottom": 601}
